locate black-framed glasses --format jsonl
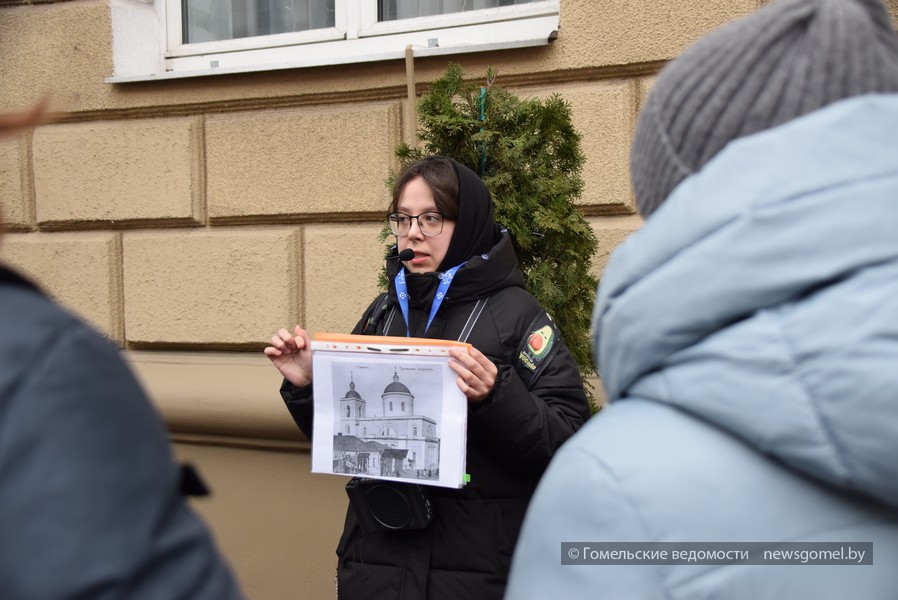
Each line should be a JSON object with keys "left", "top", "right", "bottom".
{"left": 386, "top": 211, "right": 446, "bottom": 237}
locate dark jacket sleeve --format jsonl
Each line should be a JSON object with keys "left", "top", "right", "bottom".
{"left": 468, "top": 304, "right": 591, "bottom": 477}
{"left": 279, "top": 293, "right": 388, "bottom": 441}
{"left": 0, "top": 319, "right": 243, "bottom": 599}
{"left": 280, "top": 378, "right": 314, "bottom": 439}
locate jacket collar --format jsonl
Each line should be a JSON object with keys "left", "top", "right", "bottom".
{"left": 386, "top": 228, "right": 525, "bottom": 311}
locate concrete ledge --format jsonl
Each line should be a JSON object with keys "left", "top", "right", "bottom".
{"left": 126, "top": 350, "right": 305, "bottom": 443}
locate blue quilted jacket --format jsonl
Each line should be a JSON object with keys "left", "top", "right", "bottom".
{"left": 507, "top": 95, "right": 898, "bottom": 600}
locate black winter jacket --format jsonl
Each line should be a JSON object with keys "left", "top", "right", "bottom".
{"left": 281, "top": 231, "right": 590, "bottom": 600}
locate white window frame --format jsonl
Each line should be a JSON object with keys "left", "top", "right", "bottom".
{"left": 107, "top": 0, "right": 560, "bottom": 83}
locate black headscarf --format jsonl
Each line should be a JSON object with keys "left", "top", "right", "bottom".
{"left": 437, "top": 159, "right": 500, "bottom": 271}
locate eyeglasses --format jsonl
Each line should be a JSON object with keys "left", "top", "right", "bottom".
{"left": 386, "top": 211, "right": 446, "bottom": 237}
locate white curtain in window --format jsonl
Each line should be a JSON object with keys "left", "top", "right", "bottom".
{"left": 184, "top": 0, "right": 232, "bottom": 43}
{"left": 381, "top": 0, "right": 538, "bottom": 21}
{"left": 184, "top": 0, "right": 334, "bottom": 42}
{"left": 266, "top": 0, "right": 334, "bottom": 35}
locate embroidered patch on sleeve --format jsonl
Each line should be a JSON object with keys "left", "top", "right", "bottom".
{"left": 514, "top": 311, "right": 563, "bottom": 388}
{"left": 518, "top": 315, "right": 559, "bottom": 376}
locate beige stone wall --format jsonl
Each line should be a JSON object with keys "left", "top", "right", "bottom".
{"left": 3, "top": 0, "right": 894, "bottom": 598}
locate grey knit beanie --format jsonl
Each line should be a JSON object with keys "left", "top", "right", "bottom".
{"left": 631, "top": 0, "right": 898, "bottom": 218}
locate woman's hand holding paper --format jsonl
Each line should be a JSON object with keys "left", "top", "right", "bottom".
{"left": 264, "top": 326, "right": 314, "bottom": 387}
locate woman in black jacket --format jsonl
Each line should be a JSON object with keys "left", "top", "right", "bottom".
{"left": 265, "top": 156, "right": 590, "bottom": 600}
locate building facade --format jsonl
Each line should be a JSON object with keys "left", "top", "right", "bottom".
{"left": 2, "top": 1, "right": 896, "bottom": 597}
{"left": 338, "top": 371, "right": 439, "bottom": 477}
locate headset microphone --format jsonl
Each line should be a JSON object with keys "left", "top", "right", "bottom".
{"left": 391, "top": 248, "right": 415, "bottom": 261}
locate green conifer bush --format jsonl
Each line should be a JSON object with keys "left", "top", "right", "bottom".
{"left": 386, "top": 63, "right": 599, "bottom": 404}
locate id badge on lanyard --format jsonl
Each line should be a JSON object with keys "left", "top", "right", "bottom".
{"left": 394, "top": 263, "right": 465, "bottom": 336}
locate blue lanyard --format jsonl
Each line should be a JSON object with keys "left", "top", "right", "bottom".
{"left": 394, "top": 263, "right": 465, "bottom": 336}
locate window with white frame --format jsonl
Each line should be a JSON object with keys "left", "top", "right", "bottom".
{"left": 107, "top": 0, "right": 559, "bottom": 82}
{"left": 181, "top": 0, "right": 336, "bottom": 43}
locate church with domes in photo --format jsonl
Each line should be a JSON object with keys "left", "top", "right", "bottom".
{"left": 333, "top": 369, "right": 440, "bottom": 480}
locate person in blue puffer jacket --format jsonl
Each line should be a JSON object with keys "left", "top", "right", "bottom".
{"left": 507, "top": 0, "right": 898, "bottom": 598}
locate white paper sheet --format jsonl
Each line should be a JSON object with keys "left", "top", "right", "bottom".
{"left": 310, "top": 335, "right": 469, "bottom": 489}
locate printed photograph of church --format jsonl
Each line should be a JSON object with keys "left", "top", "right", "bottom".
{"left": 332, "top": 366, "right": 441, "bottom": 482}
